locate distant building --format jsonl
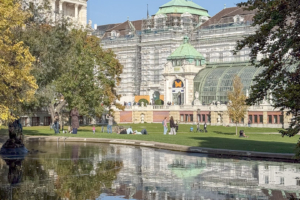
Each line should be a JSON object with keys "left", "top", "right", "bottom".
{"left": 23, "top": 0, "right": 88, "bottom": 26}
{"left": 96, "top": 0, "right": 291, "bottom": 127}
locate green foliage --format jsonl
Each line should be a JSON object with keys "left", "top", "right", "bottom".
{"left": 234, "top": 0, "right": 300, "bottom": 158}
{"left": 155, "top": 99, "right": 164, "bottom": 105}
{"left": 138, "top": 99, "right": 149, "bottom": 105}
{"left": 15, "top": 1, "right": 123, "bottom": 121}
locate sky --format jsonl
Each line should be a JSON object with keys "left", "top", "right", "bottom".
{"left": 87, "top": 0, "right": 243, "bottom": 27}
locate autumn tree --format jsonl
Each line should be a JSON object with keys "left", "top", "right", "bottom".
{"left": 227, "top": 75, "right": 249, "bottom": 135}
{"left": 0, "top": 0, "right": 38, "bottom": 124}
{"left": 234, "top": 0, "right": 300, "bottom": 156}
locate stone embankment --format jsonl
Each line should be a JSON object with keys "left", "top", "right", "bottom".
{"left": 25, "top": 136, "right": 297, "bottom": 162}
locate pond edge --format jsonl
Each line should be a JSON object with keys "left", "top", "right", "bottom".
{"left": 25, "top": 136, "right": 298, "bottom": 162}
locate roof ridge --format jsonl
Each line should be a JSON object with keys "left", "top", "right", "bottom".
{"left": 106, "top": 21, "right": 129, "bottom": 32}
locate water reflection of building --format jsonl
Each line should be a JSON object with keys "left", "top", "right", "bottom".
{"left": 106, "top": 144, "right": 300, "bottom": 200}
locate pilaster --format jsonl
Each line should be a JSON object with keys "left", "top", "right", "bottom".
{"left": 114, "top": 111, "right": 120, "bottom": 124}
{"left": 263, "top": 111, "right": 268, "bottom": 125}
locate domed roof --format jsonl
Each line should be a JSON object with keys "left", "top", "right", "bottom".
{"left": 167, "top": 36, "right": 205, "bottom": 61}
{"left": 156, "top": 0, "right": 210, "bottom": 17}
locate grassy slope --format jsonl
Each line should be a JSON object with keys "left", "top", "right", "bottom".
{"left": 0, "top": 123, "right": 298, "bottom": 154}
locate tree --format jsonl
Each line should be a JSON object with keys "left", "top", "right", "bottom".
{"left": 0, "top": 0, "right": 38, "bottom": 123}
{"left": 227, "top": 75, "right": 248, "bottom": 135}
{"left": 234, "top": 0, "right": 300, "bottom": 156}
{"left": 17, "top": 2, "right": 123, "bottom": 126}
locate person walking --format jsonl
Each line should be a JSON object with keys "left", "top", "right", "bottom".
{"left": 196, "top": 121, "right": 200, "bottom": 132}
{"left": 106, "top": 114, "right": 114, "bottom": 134}
{"left": 204, "top": 122, "right": 207, "bottom": 132}
{"left": 163, "top": 117, "right": 168, "bottom": 135}
{"left": 53, "top": 112, "right": 60, "bottom": 134}
{"left": 248, "top": 119, "right": 251, "bottom": 127}
{"left": 169, "top": 116, "right": 176, "bottom": 135}
{"left": 92, "top": 126, "right": 95, "bottom": 134}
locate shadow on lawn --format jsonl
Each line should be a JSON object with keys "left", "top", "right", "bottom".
{"left": 24, "top": 129, "right": 54, "bottom": 136}
{"left": 189, "top": 137, "right": 296, "bottom": 154}
{"left": 213, "top": 131, "right": 235, "bottom": 135}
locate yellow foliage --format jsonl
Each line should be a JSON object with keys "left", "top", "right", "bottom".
{"left": 0, "top": 0, "right": 38, "bottom": 121}
{"left": 227, "top": 75, "right": 249, "bottom": 134}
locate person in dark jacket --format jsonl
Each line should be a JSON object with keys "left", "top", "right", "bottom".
{"left": 204, "top": 122, "right": 207, "bottom": 132}
{"left": 169, "top": 116, "right": 176, "bottom": 135}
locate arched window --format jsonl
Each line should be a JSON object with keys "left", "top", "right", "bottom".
{"left": 173, "top": 79, "right": 184, "bottom": 88}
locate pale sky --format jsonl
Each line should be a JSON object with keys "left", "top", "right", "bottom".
{"left": 87, "top": 0, "right": 243, "bottom": 26}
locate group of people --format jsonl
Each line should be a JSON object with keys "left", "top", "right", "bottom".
{"left": 162, "top": 116, "right": 178, "bottom": 135}
{"left": 52, "top": 107, "right": 80, "bottom": 134}
{"left": 194, "top": 122, "right": 208, "bottom": 132}
{"left": 117, "top": 127, "right": 148, "bottom": 135}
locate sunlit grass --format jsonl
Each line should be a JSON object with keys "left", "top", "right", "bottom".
{"left": 0, "top": 123, "right": 298, "bottom": 154}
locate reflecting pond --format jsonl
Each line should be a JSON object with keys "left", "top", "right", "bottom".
{"left": 0, "top": 142, "right": 299, "bottom": 200}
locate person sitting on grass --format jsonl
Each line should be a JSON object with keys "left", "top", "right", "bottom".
{"left": 127, "top": 127, "right": 133, "bottom": 134}
{"left": 239, "top": 130, "right": 248, "bottom": 138}
{"left": 190, "top": 126, "right": 194, "bottom": 132}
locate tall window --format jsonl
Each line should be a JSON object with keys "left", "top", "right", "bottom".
{"left": 280, "top": 177, "right": 284, "bottom": 185}
{"left": 274, "top": 115, "right": 278, "bottom": 124}
{"left": 280, "top": 115, "right": 283, "bottom": 124}
{"left": 265, "top": 176, "right": 269, "bottom": 184}
{"left": 190, "top": 114, "right": 193, "bottom": 122}
{"left": 259, "top": 115, "right": 263, "bottom": 123}
{"left": 32, "top": 117, "right": 40, "bottom": 126}
{"left": 268, "top": 115, "right": 272, "bottom": 124}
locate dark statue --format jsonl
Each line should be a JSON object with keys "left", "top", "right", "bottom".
{"left": 0, "top": 118, "right": 28, "bottom": 156}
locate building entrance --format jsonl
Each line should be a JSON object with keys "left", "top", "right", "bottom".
{"left": 172, "top": 79, "right": 184, "bottom": 105}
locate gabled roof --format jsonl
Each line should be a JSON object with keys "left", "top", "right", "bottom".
{"left": 198, "top": 7, "right": 256, "bottom": 28}
{"left": 156, "top": 0, "right": 210, "bottom": 17}
{"left": 103, "top": 20, "right": 143, "bottom": 37}
{"left": 167, "top": 36, "right": 205, "bottom": 60}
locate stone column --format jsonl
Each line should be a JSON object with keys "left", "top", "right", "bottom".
{"left": 185, "top": 78, "right": 188, "bottom": 105}
{"left": 59, "top": 0, "right": 64, "bottom": 14}
{"left": 165, "top": 78, "right": 169, "bottom": 105}
{"left": 74, "top": 4, "right": 78, "bottom": 19}
{"left": 80, "top": 5, "right": 87, "bottom": 26}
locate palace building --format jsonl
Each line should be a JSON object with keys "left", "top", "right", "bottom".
{"left": 23, "top": 0, "right": 88, "bottom": 26}
{"left": 95, "top": 0, "right": 291, "bottom": 128}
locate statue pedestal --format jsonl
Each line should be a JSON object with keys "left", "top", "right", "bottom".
{"left": 0, "top": 146, "right": 28, "bottom": 159}
{"left": 0, "top": 139, "right": 28, "bottom": 159}
{"left": 194, "top": 99, "right": 201, "bottom": 105}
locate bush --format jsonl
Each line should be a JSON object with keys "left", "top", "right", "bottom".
{"left": 138, "top": 99, "right": 149, "bottom": 105}
{"left": 155, "top": 99, "right": 164, "bottom": 105}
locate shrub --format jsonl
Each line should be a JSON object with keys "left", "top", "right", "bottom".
{"left": 155, "top": 99, "right": 164, "bottom": 105}
{"left": 138, "top": 99, "right": 149, "bottom": 105}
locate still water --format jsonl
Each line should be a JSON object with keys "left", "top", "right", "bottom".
{"left": 0, "top": 142, "right": 299, "bottom": 200}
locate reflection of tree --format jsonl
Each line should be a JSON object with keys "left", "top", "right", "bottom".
{"left": 0, "top": 144, "right": 123, "bottom": 200}
{"left": 38, "top": 145, "right": 123, "bottom": 200}
{"left": 0, "top": 157, "right": 52, "bottom": 200}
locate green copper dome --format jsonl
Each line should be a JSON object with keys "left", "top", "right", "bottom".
{"left": 156, "top": 0, "right": 210, "bottom": 17}
{"left": 167, "top": 36, "right": 205, "bottom": 64}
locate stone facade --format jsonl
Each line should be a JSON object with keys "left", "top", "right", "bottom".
{"left": 23, "top": 0, "right": 88, "bottom": 27}
{"left": 113, "top": 104, "right": 287, "bottom": 128}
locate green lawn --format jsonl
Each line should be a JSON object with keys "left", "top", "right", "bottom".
{"left": 0, "top": 123, "right": 298, "bottom": 154}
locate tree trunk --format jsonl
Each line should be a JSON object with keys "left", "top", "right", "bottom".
{"left": 47, "top": 100, "right": 67, "bottom": 128}
{"left": 48, "top": 103, "right": 55, "bottom": 125}
{"left": 236, "top": 123, "right": 238, "bottom": 136}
